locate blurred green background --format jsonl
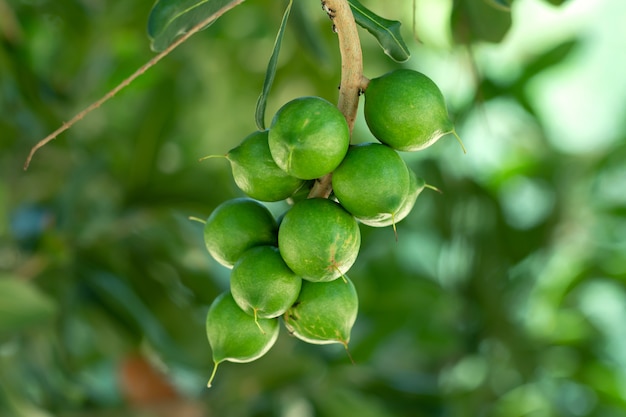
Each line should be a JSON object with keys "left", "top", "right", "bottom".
{"left": 2, "top": 0, "right": 626, "bottom": 416}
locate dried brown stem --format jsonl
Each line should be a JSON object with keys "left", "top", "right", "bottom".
{"left": 23, "top": 0, "right": 245, "bottom": 170}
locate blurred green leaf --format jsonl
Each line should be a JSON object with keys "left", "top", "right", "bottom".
{"left": 314, "top": 386, "right": 399, "bottom": 417}
{"left": 147, "top": 0, "right": 246, "bottom": 52}
{"left": 85, "top": 272, "right": 183, "bottom": 361}
{"left": 452, "top": 0, "right": 512, "bottom": 43}
{"left": 488, "top": 0, "right": 514, "bottom": 11}
{"left": 349, "top": 0, "right": 410, "bottom": 62}
{"left": 522, "top": 40, "right": 579, "bottom": 78}
{"left": 505, "top": 40, "right": 579, "bottom": 114}
{"left": 0, "top": 277, "right": 57, "bottom": 337}
{"left": 0, "top": 183, "right": 7, "bottom": 236}
{"left": 255, "top": 0, "right": 293, "bottom": 130}
{"left": 290, "top": 0, "right": 332, "bottom": 67}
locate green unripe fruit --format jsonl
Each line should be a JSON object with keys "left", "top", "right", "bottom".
{"left": 230, "top": 246, "right": 302, "bottom": 326}
{"left": 268, "top": 96, "right": 350, "bottom": 180}
{"left": 332, "top": 142, "right": 410, "bottom": 223}
{"left": 204, "top": 198, "right": 278, "bottom": 268}
{"left": 278, "top": 198, "right": 360, "bottom": 282}
{"left": 364, "top": 69, "right": 459, "bottom": 152}
{"left": 285, "top": 180, "right": 315, "bottom": 205}
{"left": 206, "top": 291, "right": 279, "bottom": 387}
{"left": 359, "top": 168, "right": 425, "bottom": 228}
{"left": 225, "top": 130, "right": 306, "bottom": 202}
{"left": 283, "top": 276, "right": 358, "bottom": 350}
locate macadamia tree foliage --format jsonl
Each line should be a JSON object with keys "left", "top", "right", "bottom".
{"left": 3, "top": 0, "right": 626, "bottom": 416}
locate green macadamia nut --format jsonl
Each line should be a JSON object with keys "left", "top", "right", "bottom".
{"left": 205, "top": 291, "right": 279, "bottom": 387}
{"left": 230, "top": 245, "right": 302, "bottom": 323}
{"left": 283, "top": 276, "right": 358, "bottom": 348}
{"left": 269, "top": 96, "right": 350, "bottom": 180}
{"left": 278, "top": 198, "right": 360, "bottom": 282}
{"left": 364, "top": 69, "right": 457, "bottom": 152}
{"left": 204, "top": 198, "right": 277, "bottom": 268}
{"left": 358, "top": 168, "right": 426, "bottom": 228}
{"left": 226, "top": 130, "right": 306, "bottom": 202}
{"left": 332, "top": 142, "right": 411, "bottom": 223}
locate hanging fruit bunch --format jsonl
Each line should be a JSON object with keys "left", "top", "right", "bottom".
{"left": 190, "top": 1, "right": 463, "bottom": 387}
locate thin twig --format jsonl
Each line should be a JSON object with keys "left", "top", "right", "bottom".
{"left": 23, "top": 0, "right": 245, "bottom": 170}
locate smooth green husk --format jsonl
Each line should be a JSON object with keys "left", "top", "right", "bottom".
{"left": 230, "top": 245, "right": 302, "bottom": 324}
{"left": 278, "top": 198, "right": 360, "bottom": 282}
{"left": 364, "top": 69, "right": 456, "bottom": 152}
{"left": 283, "top": 276, "right": 358, "bottom": 349}
{"left": 332, "top": 142, "right": 410, "bottom": 221}
{"left": 227, "top": 130, "right": 306, "bottom": 202}
{"left": 268, "top": 96, "right": 350, "bottom": 180}
{"left": 204, "top": 198, "right": 277, "bottom": 268}
{"left": 206, "top": 291, "right": 279, "bottom": 387}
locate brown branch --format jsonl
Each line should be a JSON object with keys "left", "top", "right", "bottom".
{"left": 308, "top": 0, "right": 363, "bottom": 199}
{"left": 331, "top": 0, "right": 363, "bottom": 133}
{"left": 23, "top": 0, "right": 245, "bottom": 170}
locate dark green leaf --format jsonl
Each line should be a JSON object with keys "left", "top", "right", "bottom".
{"left": 0, "top": 277, "right": 57, "bottom": 337}
{"left": 488, "top": 0, "right": 514, "bottom": 11}
{"left": 349, "top": 0, "right": 410, "bottom": 63}
{"left": 452, "top": 0, "right": 512, "bottom": 44}
{"left": 86, "top": 272, "right": 183, "bottom": 360}
{"left": 255, "top": 0, "right": 293, "bottom": 130}
{"left": 148, "top": 0, "right": 246, "bottom": 52}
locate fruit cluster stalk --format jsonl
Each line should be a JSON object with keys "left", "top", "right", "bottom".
{"left": 308, "top": 0, "right": 364, "bottom": 199}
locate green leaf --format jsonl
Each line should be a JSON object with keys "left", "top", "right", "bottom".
{"left": 0, "top": 277, "right": 57, "bottom": 337}
{"left": 452, "top": 0, "right": 513, "bottom": 44}
{"left": 348, "top": 0, "right": 410, "bottom": 63}
{"left": 255, "top": 0, "right": 293, "bottom": 130}
{"left": 86, "top": 272, "right": 182, "bottom": 360}
{"left": 148, "top": 0, "right": 246, "bottom": 52}
{"left": 488, "top": 0, "right": 514, "bottom": 11}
